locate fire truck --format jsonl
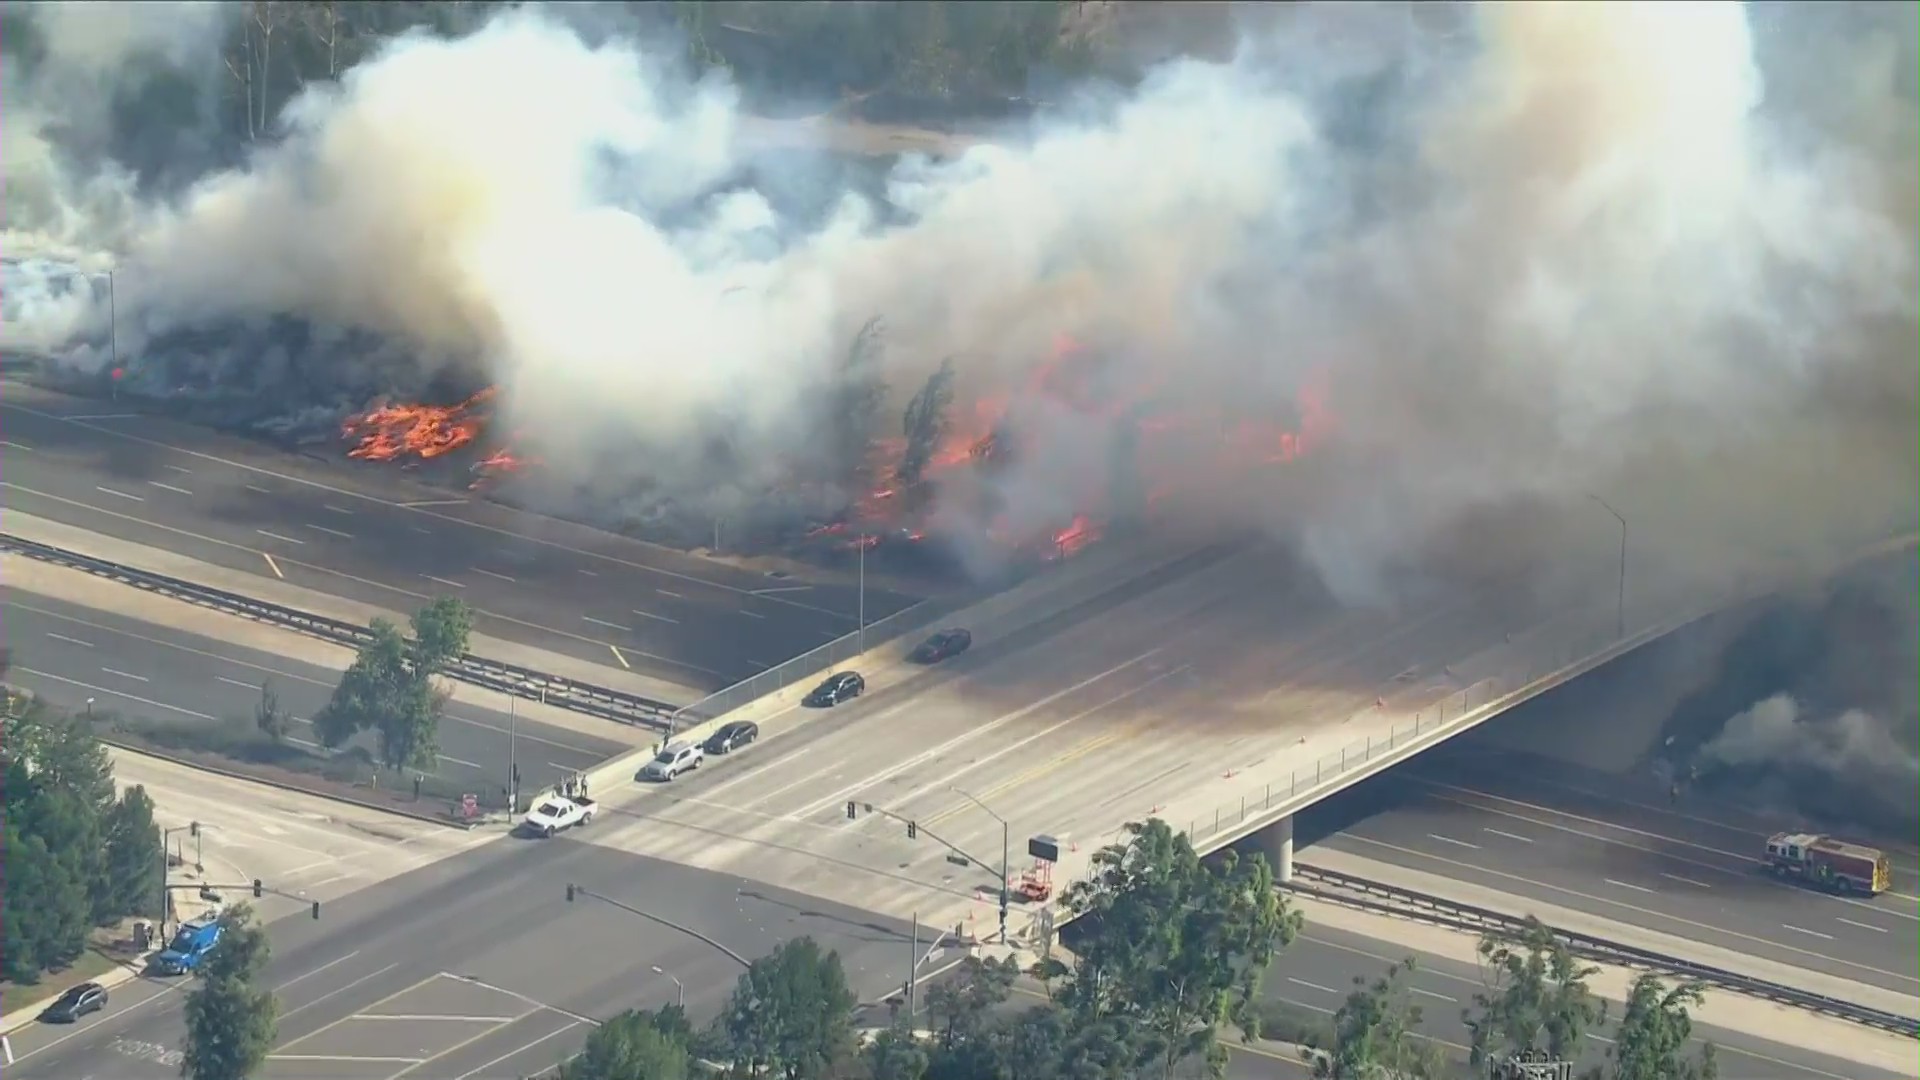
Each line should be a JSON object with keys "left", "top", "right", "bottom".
{"left": 1763, "top": 832, "right": 1891, "bottom": 895}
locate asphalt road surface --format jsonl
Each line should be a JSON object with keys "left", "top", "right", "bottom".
{"left": 10, "top": 833, "right": 1881, "bottom": 1080}
{"left": 1297, "top": 742, "right": 1920, "bottom": 1000}
{"left": 4, "top": 836, "right": 947, "bottom": 1080}
{"left": 567, "top": 535, "right": 1653, "bottom": 939}
{"left": 3, "top": 588, "right": 631, "bottom": 798}
{"left": 1, "top": 383, "right": 919, "bottom": 693}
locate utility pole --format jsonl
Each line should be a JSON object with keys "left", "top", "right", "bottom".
{"left": 1588, "top": 494, "right": 1627, "bottom": 640}
{"left": 857, "top": 533, "right": 867, "bottom": 654}
{"left": 950, "top": 787, "right": 1011, "bottom": 944}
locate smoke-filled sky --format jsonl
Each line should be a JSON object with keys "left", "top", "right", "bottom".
{"left": 4, "top": 0, "right": 1915, "bottom": 600}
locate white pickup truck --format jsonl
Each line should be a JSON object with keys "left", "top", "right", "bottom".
{"left": 521, "top": 795, "right": 597, "bottom": 837}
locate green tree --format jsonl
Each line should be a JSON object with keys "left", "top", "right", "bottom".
{"left": 1311, "top": 958, "right": 1448, "bottom": 1079}
{"left": 314, "top": 598, "right": 470, "bottom": 771}
{"left": 862, "top": 1023, "right": 930, "bottom": 1080}
{"left": 182, "top": 904, "right": 278, "bottom": 1080}
{"left": 925, "top": 954, "right": 1018, "bottom": 1050}
{"left": 1464, "top": 918, "right": 1606, "bottom": 1067}
{"left": 562, "top": 1006, "right": 693, "bottom": 1080}
{"left": 0, "top": 695, "right": 162, "bottom": 983}
{"left": 1059, "top": 818, "right": 1301, "bottom": 1078}
{"left": 1606, "top": 975, "right": 1716, "bottom": 1080}
{"left": 103, "top": 785, "right": 164, "bottom": 920}
{"left": 897, "top": 357, "right": 956, "bottom": 496}
{"left": 718, "top": 936, "right": 858, "bottom": 1080}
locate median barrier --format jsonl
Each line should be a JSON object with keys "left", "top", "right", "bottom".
{"left": 0, "top": 532, "right": 681, "bottom": 728}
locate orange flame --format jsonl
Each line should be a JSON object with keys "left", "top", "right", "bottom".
{"left": 343, "top": 387, "right": 498, "bottom": 461}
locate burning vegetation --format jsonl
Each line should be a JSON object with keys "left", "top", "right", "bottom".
{"left": 335, "top": 326, "right": 1334, "bottom": 571}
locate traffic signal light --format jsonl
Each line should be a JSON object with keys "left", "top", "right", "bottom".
{"left": 907, "top": 821, "right": 918, "bottom": 840}
{"left": 566, "top": 883, "right": 577, "bottom": 902}
{"left": 311, "top": 901, "right": 322, "bottom": 920}
{"left": 846, "top": 801, "right": 856, "bottom": 820}
{"left": 252, "top": 879, "right": 264, "bottom": 898}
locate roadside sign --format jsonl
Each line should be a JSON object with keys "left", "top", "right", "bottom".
{"left": 461, "top": 793, "right": 478, "bottom": 819}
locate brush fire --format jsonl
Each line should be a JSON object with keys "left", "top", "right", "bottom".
{"left": 337, "top": 333, "right": 1333, "bottom": 567}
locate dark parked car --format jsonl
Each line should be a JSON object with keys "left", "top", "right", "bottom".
{"left": 909, "top": 628, "right": 973, "bottom": 664}
{"left": 704, "top": 720, "right": 760, "bottom": 754}
{"left": 41, "top": 981, "right": 108, "bottom": 1023}
{"left": 804, "top": 671, "right": 866, "bottom": 708}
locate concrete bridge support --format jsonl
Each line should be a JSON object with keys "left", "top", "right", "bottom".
{"left": 1258, "top": 814, "right": 1295, "bottom": 884}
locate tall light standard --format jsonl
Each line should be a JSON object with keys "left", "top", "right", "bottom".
{"left": 506, "top": 690, "right": 520, "bottom": 814}
{"left": 159, "top": 821, "right": 200, "bottom": 941}
{"left": 949, "top": 786, "right": 1010, "bottom": 945}
{"left": 857, "top": 532, "right": 868, "bottom": 654}
{"left": 650, "top": 964, "right": 685, "bottom": 1008}
{"left": 1588, "top": 494, "right": 1627, "bottom": 640}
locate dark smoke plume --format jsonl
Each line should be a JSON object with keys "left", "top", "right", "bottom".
{"left": 1669, "top": 553, "right": 1918, "bottom": 836}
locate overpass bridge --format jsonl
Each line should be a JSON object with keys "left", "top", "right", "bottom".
{"left": 574, "top": 528, "right": 1918, "bottom": 956}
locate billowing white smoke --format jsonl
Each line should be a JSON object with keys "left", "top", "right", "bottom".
{"left": 5, "top": 2, "right": 1915, "bottom": 595}
{"left": 1698, "top": 692, "right": 1920, "bottom": 822}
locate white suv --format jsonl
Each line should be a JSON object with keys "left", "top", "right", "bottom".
{"left": 641, "top": 740, "right": 704, "bottom": 781}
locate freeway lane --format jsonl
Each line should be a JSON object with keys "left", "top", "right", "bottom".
{"left": 4, "top": 837, "right": 943, "bottom": 1080}
{"left": 1, "top": 383, "right": 919, "bottom": 692}
{"left": 1294, "top": 745, "right": 1920, "bottom": 998}
{"left": 2, "top": 588, "right": 630, "bottom": 797}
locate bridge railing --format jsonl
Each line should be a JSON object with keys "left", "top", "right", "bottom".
{"left": 1181, "top": 606, "right": 1635, "bottom": 848}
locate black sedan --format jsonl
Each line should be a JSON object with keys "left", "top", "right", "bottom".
{"left": 909, "top": 628, "right": 973, "bottom": 664}
{"left": 803, "top": 671, "right": 866, "bottom": 708}
{"left": 41, "top": 981, "right": 108, "bottom": 1023}
{"left": 703, "top": 720, "right": 760, "bottom": 755}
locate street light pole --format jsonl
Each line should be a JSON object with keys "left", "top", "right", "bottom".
{"left": 858, "top": 534, "right": 867, "bottom": 654}
{"left": 159, "top": 821, "right": 200, "bottom": 942}
{"left": 1588, "top": 494, "right": 1627, "bottom": 640}
{"left": 650, "top": 964, "right": 685, "bottom": 1008}
{"left": 950, "top": 786, "right": 1010, "bottom": 944}
{"left": 507, "top": 691, "right": 520, "bottom": 813}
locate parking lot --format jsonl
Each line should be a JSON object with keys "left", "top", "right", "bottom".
{"left": 262, "top": 972, "right": 591, "bottom": 1080}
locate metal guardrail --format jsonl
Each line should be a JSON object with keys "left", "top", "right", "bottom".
{"left": 0, "top": 533, "right": 679, "bottom": 730}
{"left": 1288, "top": 864, "right": 1920, "bottom": 1039}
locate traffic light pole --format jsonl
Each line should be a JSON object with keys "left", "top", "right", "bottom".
{"left": 165, "top": 880, "right": 323, "bottom": 921}
{"left": 565, "top": 884, "right": 751, "bottom": 968}
{"left": 848, "top": 800, "right": 1008, "bottom": 943}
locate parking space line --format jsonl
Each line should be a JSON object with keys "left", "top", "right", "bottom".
{"left": 387, "top": 1006, "right": 541, "bottom": 1079}
{"left": 451, "top": 1022, "right": 580, "bottom": 1080}
{"left": 353, "top": 1006, "right": 526, "bottom": 1014}
{"left": 271, "top": 1055, "right": 425, "bottom": 1063}
{"left": 274, "top": 971, "right": 446, "bottom": 1051}
{"left": 278, "top": 962, "right": 401, "bottom": 1021}
{"left": 444, "top": 972, "right": 604, "bottom": 1028}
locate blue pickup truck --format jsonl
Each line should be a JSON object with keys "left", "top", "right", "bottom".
{"left": 149, "top": 917, "right": 223, "bottom": 976}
